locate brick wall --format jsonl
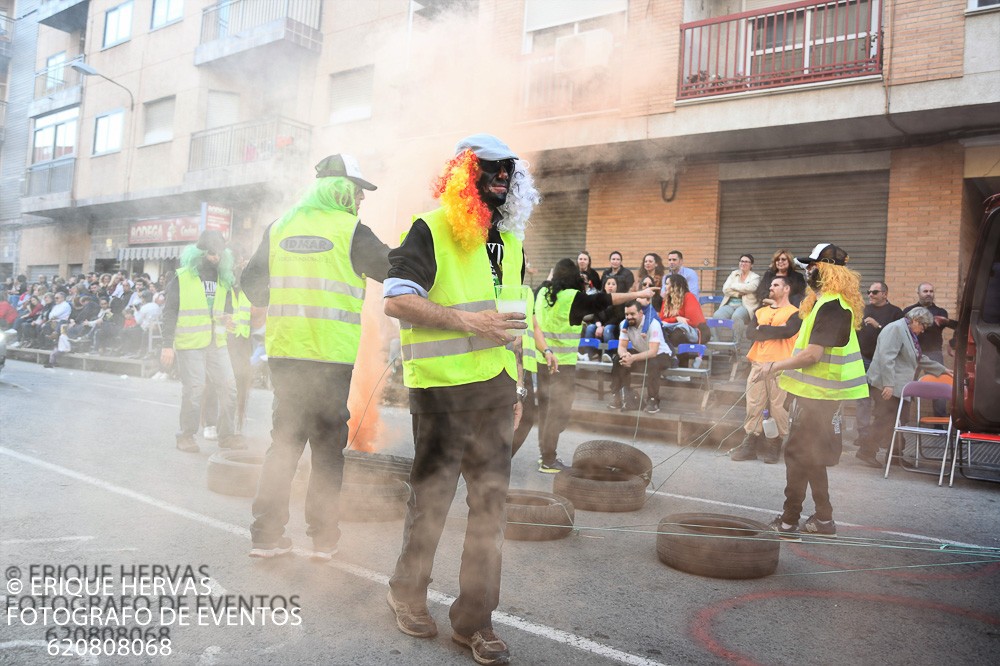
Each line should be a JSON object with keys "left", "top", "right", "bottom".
{"left": 884, "top": 143, "right": 965, "bottom": 318}
{"left": 621, "top": 0, "right": 681, "bottom": 117}
{"left": 886, "top": 0, "right": 966, "bottom": 86}
{"left": 585, "top": 163, "right": 721, "bottom": 291}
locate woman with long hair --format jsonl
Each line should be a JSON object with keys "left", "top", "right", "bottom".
{"left": 756, "top": 248, "right": 806, "bottom": 306}
{"left": 660, "top": 273, "right": 705, "bottom": 348}
{"left": 535, "top": 258, "right": 653, "bottom": 472}
{"left": 580, "top": 277, "right": 626, "bottom": 359}
{"left": 634, "top": 253, "right": 665, "bottom": 293}
{"left": 577, "top": 251, "right": 601, "bottom": 294}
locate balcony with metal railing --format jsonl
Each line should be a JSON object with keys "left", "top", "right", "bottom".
{"left": 22, "top": 156, "right": 76, "bottom": 215}
{"left": 195, "top": 0, "right": 323, "bottom": 66}
{"left": 678, "top": 0, "right": 882, "bottom": 101}
{"left": 29, "top": 55, "right": 85, "bottom": 118}
{"left": 0, "top": 101, "right": 7, "bottom": 145}
{"left": 185, "top": 116, "right": 311, "bottom": 191}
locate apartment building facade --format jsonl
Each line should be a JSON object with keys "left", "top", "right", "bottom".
{"left": 2, "top": 0, "right": 998, "bottom": 317}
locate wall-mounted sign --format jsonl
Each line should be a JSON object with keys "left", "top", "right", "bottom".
{"left": 128, "top": 204, "right": 233, "bottom": 246}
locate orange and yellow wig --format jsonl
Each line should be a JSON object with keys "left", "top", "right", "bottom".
{"left": 433, "top": 149, "right": 492, "bottom": 252}
{"left": 799, "top": 263, "right": 864, "bottom": 330}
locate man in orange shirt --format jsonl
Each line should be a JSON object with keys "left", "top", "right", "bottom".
{"left": 731, "top": 275, "right": 800, "bottom": 464}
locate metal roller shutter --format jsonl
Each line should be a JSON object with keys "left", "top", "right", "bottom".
{"left": 718, "top": 171, "right": 889, "bottom": 288}
{"left": 522, "top": 190, "right": 589, "bottom": 289}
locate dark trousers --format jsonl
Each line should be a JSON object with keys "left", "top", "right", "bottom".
{"left": 781, "top": 397, "right": 841, "bottom": 524}
{"left": 205, "top": 335, "right": 253, "bottom": 433}
{"left": 610, "top": 354, "right": 666, "bottom": 400}
{"left": 536, "top": 366, "right": 577, "bottom": 465}
{"left": 926, "top": 351, "right": 947, "bottom": 416}
{"left": 511, "top": 370, "right": 536, "bottom": 457}
{"left": 858, "top": 394, "right": 910, "bottom": 457}
{"left": 390, "top": 404, "right": 512, "bottom": 636}
{"left": 251, "top": 359, "right": 353, "bottom": 549}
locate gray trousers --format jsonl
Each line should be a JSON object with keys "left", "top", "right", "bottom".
{"left": 175, "top": 346, "right": 236, "bottom": 441}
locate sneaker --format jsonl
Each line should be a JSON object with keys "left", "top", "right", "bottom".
{"left": 537, "top": 458, "right": 570, "bottom": 474}
{"left": 386, "top": 590, "right": 437, "bottom": 638}
{"left": 802, "top": 514, "right": 837, "bottom": 537}
{"left": 452, "top": 628, "right": 510, "bottom": 666}
{"left": 645, "top": 398, "right": 661, "bottom": 414}
{"left": 730, "top": 433, "right": 760, "bottom": 461}
{"left": 203, "top": 426, "right": 218, "bottom": 441}
{"left": 855, "top": 450, "right": 881, "bottom": 468}
{"left": 601, "top": 353, "right": 612, "bottom": 363}
{"left": 309, "top": 544, "right": 339, "bottom": 562}
{"left": 176, "top": 436, "right": 199, "bottom": 453}
{"left": 607, "top": 393, "right": 623, "bottom": 410}
{"left": 249, "top": 536, "right": 293, "bottom": 559}
{"left": 766, "top": 516, "right": 801, "bottom": 541}
{"left": 577, "top": 352, "right": 588, "bottom": 361}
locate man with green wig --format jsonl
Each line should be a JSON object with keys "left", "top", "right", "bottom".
{"left": 241, "top": 154, "right": 390, "bottom": 559}
{"left": 161, "top": 229, "right": 241, "bottom": 453}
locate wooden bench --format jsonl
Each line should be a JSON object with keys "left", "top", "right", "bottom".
{"left": 7, "top": 346, "right": 158, "bottom": 377}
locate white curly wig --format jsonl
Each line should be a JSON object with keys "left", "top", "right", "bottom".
{"left": 497, "top": 160, "right": 540, "bottom": 241}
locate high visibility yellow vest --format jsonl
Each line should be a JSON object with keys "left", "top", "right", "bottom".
{"left": 232, "top": 289, "right": 251, "bottom": 339}
{"left": 779, "top": 293, "right": 868, "bottom": 400}
{"left": 174, "top": 267, "right": 230, "bottom": 350}
{"left": 523, "top": 285, "right": 537, "bottom": 374}
{"left": 266, "top": 208, "right": 365, "bottom": 364}
{"left": 399, "top": 207, "right": 522, "bottom": 388}
{"left": 536, "top": 287, "right": 579, "bottom": 367}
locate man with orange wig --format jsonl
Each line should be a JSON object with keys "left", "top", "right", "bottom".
{"left": 761, "top": 243, "right": 868, "bottom": 539}
{"left": 384, "top": 134, "right": 538, "bottom": 665}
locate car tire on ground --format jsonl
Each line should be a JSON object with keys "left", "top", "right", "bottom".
{"left": 656, "top": 513, "right": 780, "bottom": 579}
{"left": 344, "top": 450, "right": 412, "bottom": 481}
{"left": 340, "top": 475, "right": 410, "bottom": 522}
{"left": 206, "top": 451, "right": 264, "bottom": 497}
{"left": 504, "top": 489, "right": 574, "bottom": 541}
{"left": 572, "top": 439, "right": 654, "bottom": 486}
{"left": 553, "top": 468, "right": 646, "bottom": 512}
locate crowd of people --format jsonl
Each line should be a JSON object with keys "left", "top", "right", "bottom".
{"left": 2, "top": 271, "right": 166, "bottom": 363}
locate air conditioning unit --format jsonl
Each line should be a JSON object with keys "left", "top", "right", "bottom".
{"left": 553, "top": 29, "right": 614, "bottom": 73}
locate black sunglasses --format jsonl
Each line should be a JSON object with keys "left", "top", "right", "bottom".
{"left": 478, "top": 158, "right": 515, "bottom": 176}
{"left": 867, "top": 290, "right": 882, "bottom": 294}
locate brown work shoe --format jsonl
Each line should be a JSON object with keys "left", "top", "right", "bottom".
{"left": 386, "top": 590, "right": 437, "bottom": 638}
{"left": 452, "top": 628, "right": 510, "bottom": 665}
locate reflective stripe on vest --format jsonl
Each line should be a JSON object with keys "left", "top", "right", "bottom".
{"left": 522, "top": 285, "right": 537, "bottom": 374}
{"left": 399, "top": 207, "right": 522, "bottom": 389}
{"left": 536, "top": 287, "right": 578, "bottom": 367}
{"left": 779, "top": 293, "right": 868, "bottom": 400}
{"left": 174, "top": 268, "right": 229, "bottom": 350}
{"left": 232, "top": 289, "right": 251, "bottom": 338}
{"left": 266, "top": 208, "right": 366, "bottom": 364}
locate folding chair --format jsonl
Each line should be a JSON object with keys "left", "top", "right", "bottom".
{"left": 578, "top": 336, "right": 600, "bottom": 361}
{"left": 705, "top": 318, "right": 739, "bottom": 379}
{"left": 882, "top": 378, "right": 953, "bottom": 482}
{"left": 699, "top": 295, "right": 723, "bottom": 306}
{"left": 950, "top": 431, "right": 1000, "bottom": 486}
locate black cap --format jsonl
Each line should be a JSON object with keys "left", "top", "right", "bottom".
{"left": 196, "top": 230, "right": 227, "bottom": 255}
{"left": 314, "top": 153, "right": 377, "bottom": 190}
{"left": 796, "top": 243, "right": 849, "bottom": 267}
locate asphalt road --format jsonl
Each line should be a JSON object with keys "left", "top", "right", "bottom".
{"left": 2, "top": 359, "right": 999, "bottom": 666}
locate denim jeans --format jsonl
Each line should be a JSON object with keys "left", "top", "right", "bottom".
{"left": 251, "top": 359, "right": 353, "bottom": 548}
{"left": 175, "top": 345, "right": 236, "bottom": 441}
{"left": 713, "top": 302, "right": 750, "bottom": 346}
{"left": 662, "top": 321, "right": 699, "bottom": 345}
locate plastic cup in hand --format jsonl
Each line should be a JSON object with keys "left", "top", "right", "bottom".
{"left": 495, "top": 285, "right": 528, "bottom": 337}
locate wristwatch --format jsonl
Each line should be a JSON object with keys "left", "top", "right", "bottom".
{"left": 515, "top": 386, "right": 528, "bottom": 402}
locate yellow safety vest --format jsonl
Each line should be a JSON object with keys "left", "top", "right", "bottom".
{"left": 399, "top": 207, "right": 522, "bottom": 388}
{"left": 523, "top": 285, "right": 537, "bottom": 374}
{"left": 232, "top": 289, "right": 251, "bottom": 339}
{"left": 174, "top": 267, "right": 230, "bottom": 350}
{"left": 779, "top": 293, "right": 868, "bottom": 400}
{"left": 266, "top": 208, "right": 366, "bottom": 364}
{"left": 536, "top": 287, "right": 579, "bottom": 367}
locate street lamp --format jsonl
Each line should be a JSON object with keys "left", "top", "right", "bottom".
{"left": 70, "top": 61, "right": 134, "bottom": 111}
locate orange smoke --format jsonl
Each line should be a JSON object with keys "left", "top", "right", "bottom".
{"left": 346, "top": 290, "right": 387, "bottom": 452}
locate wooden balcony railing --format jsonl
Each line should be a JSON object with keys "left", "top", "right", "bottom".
{"left": 678, "top": 0, "right": 882, "bottom": 100}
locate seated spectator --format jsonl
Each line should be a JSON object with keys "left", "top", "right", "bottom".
{"left": 119, "top": 307, "right": 142, "bottom": 356}
{"left": 608, "top": 300, "right": 672, "bottom": 414}
{"left": 91, "top": 298, "right": 120, "bottom": 355}
{"left": 581, "top": 277, "right": 626, "bottom": 360}
{"left": 660, "top": 273, "right": 705, "bottom": 349}
{"left": 755, "top": 248, "right": 807, "bottom": 307}
{"left": 68, "top": 295, "right": 99, "bottom": 339}
{"left": 577, "top": 251, "right": 601, "bottom": 294}
{"left": 663, "top": 250, "right": 700, "bottom": 299}
{"left": 601, "top": 250, "right": 635, "bottom": 292}
{"left": 636, "top": 278, "right": 662, "bottom": 318}
{"left": 633, "top": 253, "right": 666, "bottom": 295}
{"left": 0, "top": 291, "right": 16, "bottom": 330}
{"left": 20, "top": 293, "right": 53, "bottom": 347}
{"left": 714, "top": 254, "right": 761, "bottom": 347}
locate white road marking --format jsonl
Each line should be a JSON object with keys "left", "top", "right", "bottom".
{"left": 2, "top": 536, "right": 94, "bottom": 545}
{"left": 132, "top": 399, "right": 176, "bottom": 408}
{"left": 203, "top": 577, "right": 227, "bottom": 597}
{"left": 0, "top": 447, "right": 668, "bottom": 666}
{"left": 0, "top": 640, "right": 97, "bottom": 664}
{"left": 197, "top": 645, "right": 221, "bottom": 665}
